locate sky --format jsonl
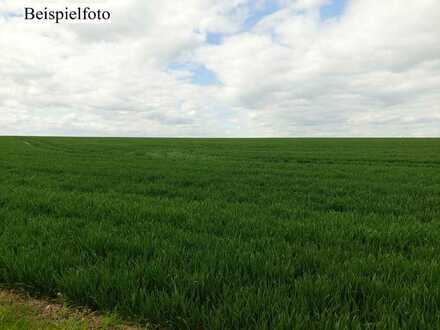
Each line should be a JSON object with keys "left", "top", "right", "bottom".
{"left": 0, "top": 0, "right": 439, "bottom": 137}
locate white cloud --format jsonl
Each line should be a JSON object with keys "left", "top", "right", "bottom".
{"left": 1, "top": 0, "right": 439, "bottom": 137}
{"left": 197, "top": 0, "right": 440, "bottom": 136}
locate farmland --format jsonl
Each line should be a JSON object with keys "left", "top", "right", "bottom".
{"left": 0, "top": 137, "right": 439, "bottom": 329}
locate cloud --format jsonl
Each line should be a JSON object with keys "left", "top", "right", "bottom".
{"left": 196, "top": 0, "right": 440, "bottom": 136}
{"left": 1, "top": 0, "right": 439, "bottom": 137}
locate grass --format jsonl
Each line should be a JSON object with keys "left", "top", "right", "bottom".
{"left": 0, "top": 137, "right": 440, "bottom": 329}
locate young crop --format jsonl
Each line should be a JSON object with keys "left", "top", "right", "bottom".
{"left": 1, "top": 137, "right": 440, "bottom": 329}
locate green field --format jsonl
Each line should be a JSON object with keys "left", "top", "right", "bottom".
{"left": 1, "top": 137, "right": 440, "bottom": 329}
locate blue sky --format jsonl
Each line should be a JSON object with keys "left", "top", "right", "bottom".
{"left": 168, "top": 62, "right": 221, "bottom": 86}
{"left": 243, "top": 0, "right": 282, "bottom": 30}
{"left": 320, "top": 0, "right": 347, "bottom": 20}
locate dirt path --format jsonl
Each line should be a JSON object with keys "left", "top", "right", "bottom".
{"left": 0, "top": 290, "right": 146, "bottom": 329}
